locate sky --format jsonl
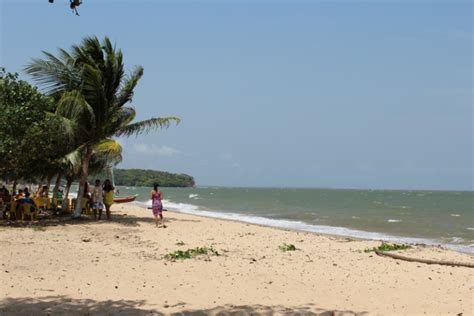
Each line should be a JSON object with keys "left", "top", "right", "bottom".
{"left": 1, "top": 0, "right": 472, "bottom": 190}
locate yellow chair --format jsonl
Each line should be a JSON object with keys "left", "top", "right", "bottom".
{"left": 81, "top": 198, "right": 91, "bottom": 215}
{"left": 61, "top": 198, "right": 71, "bottom": 212}
{"left": 8, "top": 200, "right": 17, "bottom": 220}
{"left": 21, "top": 204, "right": 36, "bottom": 221}
{"left": 35, "top": 197, "right": 45, "bottom": 210}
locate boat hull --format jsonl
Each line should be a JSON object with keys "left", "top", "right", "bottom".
{"left": 113, "top": 195, "right": 138, "bottom": 204}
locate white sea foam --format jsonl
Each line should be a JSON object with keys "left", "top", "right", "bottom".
{"left": 451, "top": 214, "right": 461, "bottom": 217}
{"left": 131, "top": 199, "right": 474, "bottom": 255}
{"left": 189, "top": 194, "right": 201, "bottom": 199}
{"left": 387, "top": 219, "right": 402, "bottom": 223}
{"left": 467, "top": 227, "right": 474, "bottom": 231}
{"left": 449, "top": 237, "right": 465, "bottom": 244}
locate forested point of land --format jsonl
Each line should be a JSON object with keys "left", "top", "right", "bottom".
{"left": 90, "top": 169, "right": 195, "bottom": 188}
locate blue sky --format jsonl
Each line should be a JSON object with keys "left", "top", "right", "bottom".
{"left": 1, "top": 0, "right": 472, "bottom": 190}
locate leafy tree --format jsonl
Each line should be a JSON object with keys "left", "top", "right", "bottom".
{"left": 0, "top": 69, "right": 71, "bottom": 189}
{"left": 25, "top": 36, "right": 179, "bottom": 217}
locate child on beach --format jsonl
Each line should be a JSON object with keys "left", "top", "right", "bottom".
{"left": 150, "top": 183, "right": 165, "bottom": 228}
{"left": 103, "top": 179, "right": 114, "bottom": 220}
{"left": 91, "top": 179, "right": 104, "bottom": 220}
{"left": 14, "top": 189, "right": 24, "bottom": 200}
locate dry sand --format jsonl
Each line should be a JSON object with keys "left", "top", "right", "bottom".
{"left": 0, "top": 204, "right": 472, "bottom": 315}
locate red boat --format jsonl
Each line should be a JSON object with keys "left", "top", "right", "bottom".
{"left": 113, "top": 194, "right": 138, "bottom": 204}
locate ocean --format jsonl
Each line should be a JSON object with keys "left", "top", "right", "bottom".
{"left": 117, "top": 186, "right": 473, "bottom": 254}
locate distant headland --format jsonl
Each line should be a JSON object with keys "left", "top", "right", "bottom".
{"left": 90, "top": 169, "right": 195, "bottom": 188}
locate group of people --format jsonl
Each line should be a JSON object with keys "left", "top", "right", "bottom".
{"left": 0, "top": 184, "right": 51, "bottom": 219}
{"left": 83, "top": 179, "right": 115, "bottom": 220}
{"left": 1, "top": 181, "right": 166, "bottom": 226}
{"left": 0, "top": 179, "right": 115, "bottom": 221}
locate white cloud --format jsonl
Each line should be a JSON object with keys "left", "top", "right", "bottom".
{"left": 132, "top": 144, "right": 179, "bottom": 157}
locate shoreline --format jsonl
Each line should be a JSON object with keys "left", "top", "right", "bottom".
{"left": 1, "top": 203, "right": 473, "bottom": 314}
{"left": 135, "top": 200, "right": 474, "bottom": 256}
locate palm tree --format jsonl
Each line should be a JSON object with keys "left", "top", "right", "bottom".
{"left": 25, "top": 36, "right": 179, "bottom": 217}
{"left": 58, "top": 143, "right": 123, "bottom": 212}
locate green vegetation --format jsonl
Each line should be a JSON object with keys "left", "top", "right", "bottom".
{"left": 31, "top": 225, "right": 46, "bottom": 232}
{"left": 1, "top": 36, "right": 180, "bottom": 218}
{"left": 278, "top": 243, "right": 297, "bottom": 252}
{"left": 24, "top": 36, "right": 179, "bottom": 217}
{"left": 364, "top": 242, "right": 412, "bottom": 253}
{"left": 0, "top": 69, "right": 72, "bottom": 187}
{"left": 89, "top": 168, "right": 195, "bottom": 187}
{"left": 164, "top": 246, "right": 220, "bottom": 261}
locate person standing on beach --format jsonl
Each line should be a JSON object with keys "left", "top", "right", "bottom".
{"left": 14, "top": 189, "right": 24, "bottom": 200}
{"left": 37, "top": 185, "right": 48, "bottom": 198}
{"left": 151, "top": 183, "right": 165, "bottom": 228}
{"left": 91, "top": 179, "right": 104, "bottom": 220}
{"left": 103, "top": 179, "right": 114, "bottom": 220}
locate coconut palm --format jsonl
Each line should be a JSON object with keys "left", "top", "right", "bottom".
{"left": 57, "top": 143, "right": 123, "bottom": 212}
{"left": 25, "top": 36, "right": 179, "bottom": 217}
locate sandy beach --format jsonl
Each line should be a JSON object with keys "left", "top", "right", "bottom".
{"left": 0, "top": 204, "right": 472, "bottom": 315}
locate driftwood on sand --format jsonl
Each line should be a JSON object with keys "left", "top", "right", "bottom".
{"left": 375, "top": 250, "right": 474, "bottom": 268}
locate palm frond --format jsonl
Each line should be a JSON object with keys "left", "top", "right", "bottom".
{"left": 93, "top": 138, "right": 123, "bottom": 164}
{"left": 58, "top": 48, "right": 75, "bottom": 65}
{"left": 56, "top": 90, "right": 96, "bottom": 130}
{"left": 62, "top": 146, "right": 85, "bottom": 176}
{"left": 115, "top": 116, "right": 181, "bottom": 137}
{"left": 81, "top": 63, "right": 106, "bottom": 114}
{"left": 116, "top": 66, "right": 143, "bottom": 107}
{"left": 103, "top": 42, "right": 124, "bottom": 106}
{"left": 82, "top": 36, "right": 103, "bottom": 64}
{"left": 71, "top": 36, "right": 103, "bottom": 68}
{"left": 24, "top": 57, "right": 78, "bottom": 95}
{"left": 105, "top": 106, "right": 136, "bottom": 136}
{"left": 45, "top": 112, "right": 77, "bottom": 143}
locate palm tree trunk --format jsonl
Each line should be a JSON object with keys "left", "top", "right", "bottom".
{"left": 73, "top": 146, "right": 93, "bottom": 218}
{"left": 12, "top": 179, "right": 17, "bottom": 197}
{"left": 63, "top": 177, "right": 73, "bottom": 211}
{"left": 46, "top": 174, "right": 53, "bottom": 191}
{"left": 52, "top": 174, "right": 62, "bottom": 209}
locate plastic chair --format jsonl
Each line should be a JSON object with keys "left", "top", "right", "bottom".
{"left": 62, "top": 198, "right": 71, "bottom": 212}
{"left": 81, "top": 198, "right": 91, "bottom": 215}
{"left": 44, "top": 197, "right": 51, "bottom": 210}
{"left": 8, "top": 200, "right": 17, "bottom": 220}
{"left": 21, "top": 204, "right": 36, "bottom": 221}
{"left": 35, "top": 197, "right": 45, "bottom": 210}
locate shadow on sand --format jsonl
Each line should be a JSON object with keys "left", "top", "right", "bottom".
{"left": 0, "top": 296, "right": 366, "bottom": 315}
{"left": 0, "top": 210, "right": 200, "bottom": 229}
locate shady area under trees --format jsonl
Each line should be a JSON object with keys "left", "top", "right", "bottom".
{"left": 0, "top": 36, "right": 179, "bottom": 222}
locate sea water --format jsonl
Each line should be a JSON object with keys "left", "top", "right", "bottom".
{"left": 117, "top": 186, "right": 473, "bottom": 254}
